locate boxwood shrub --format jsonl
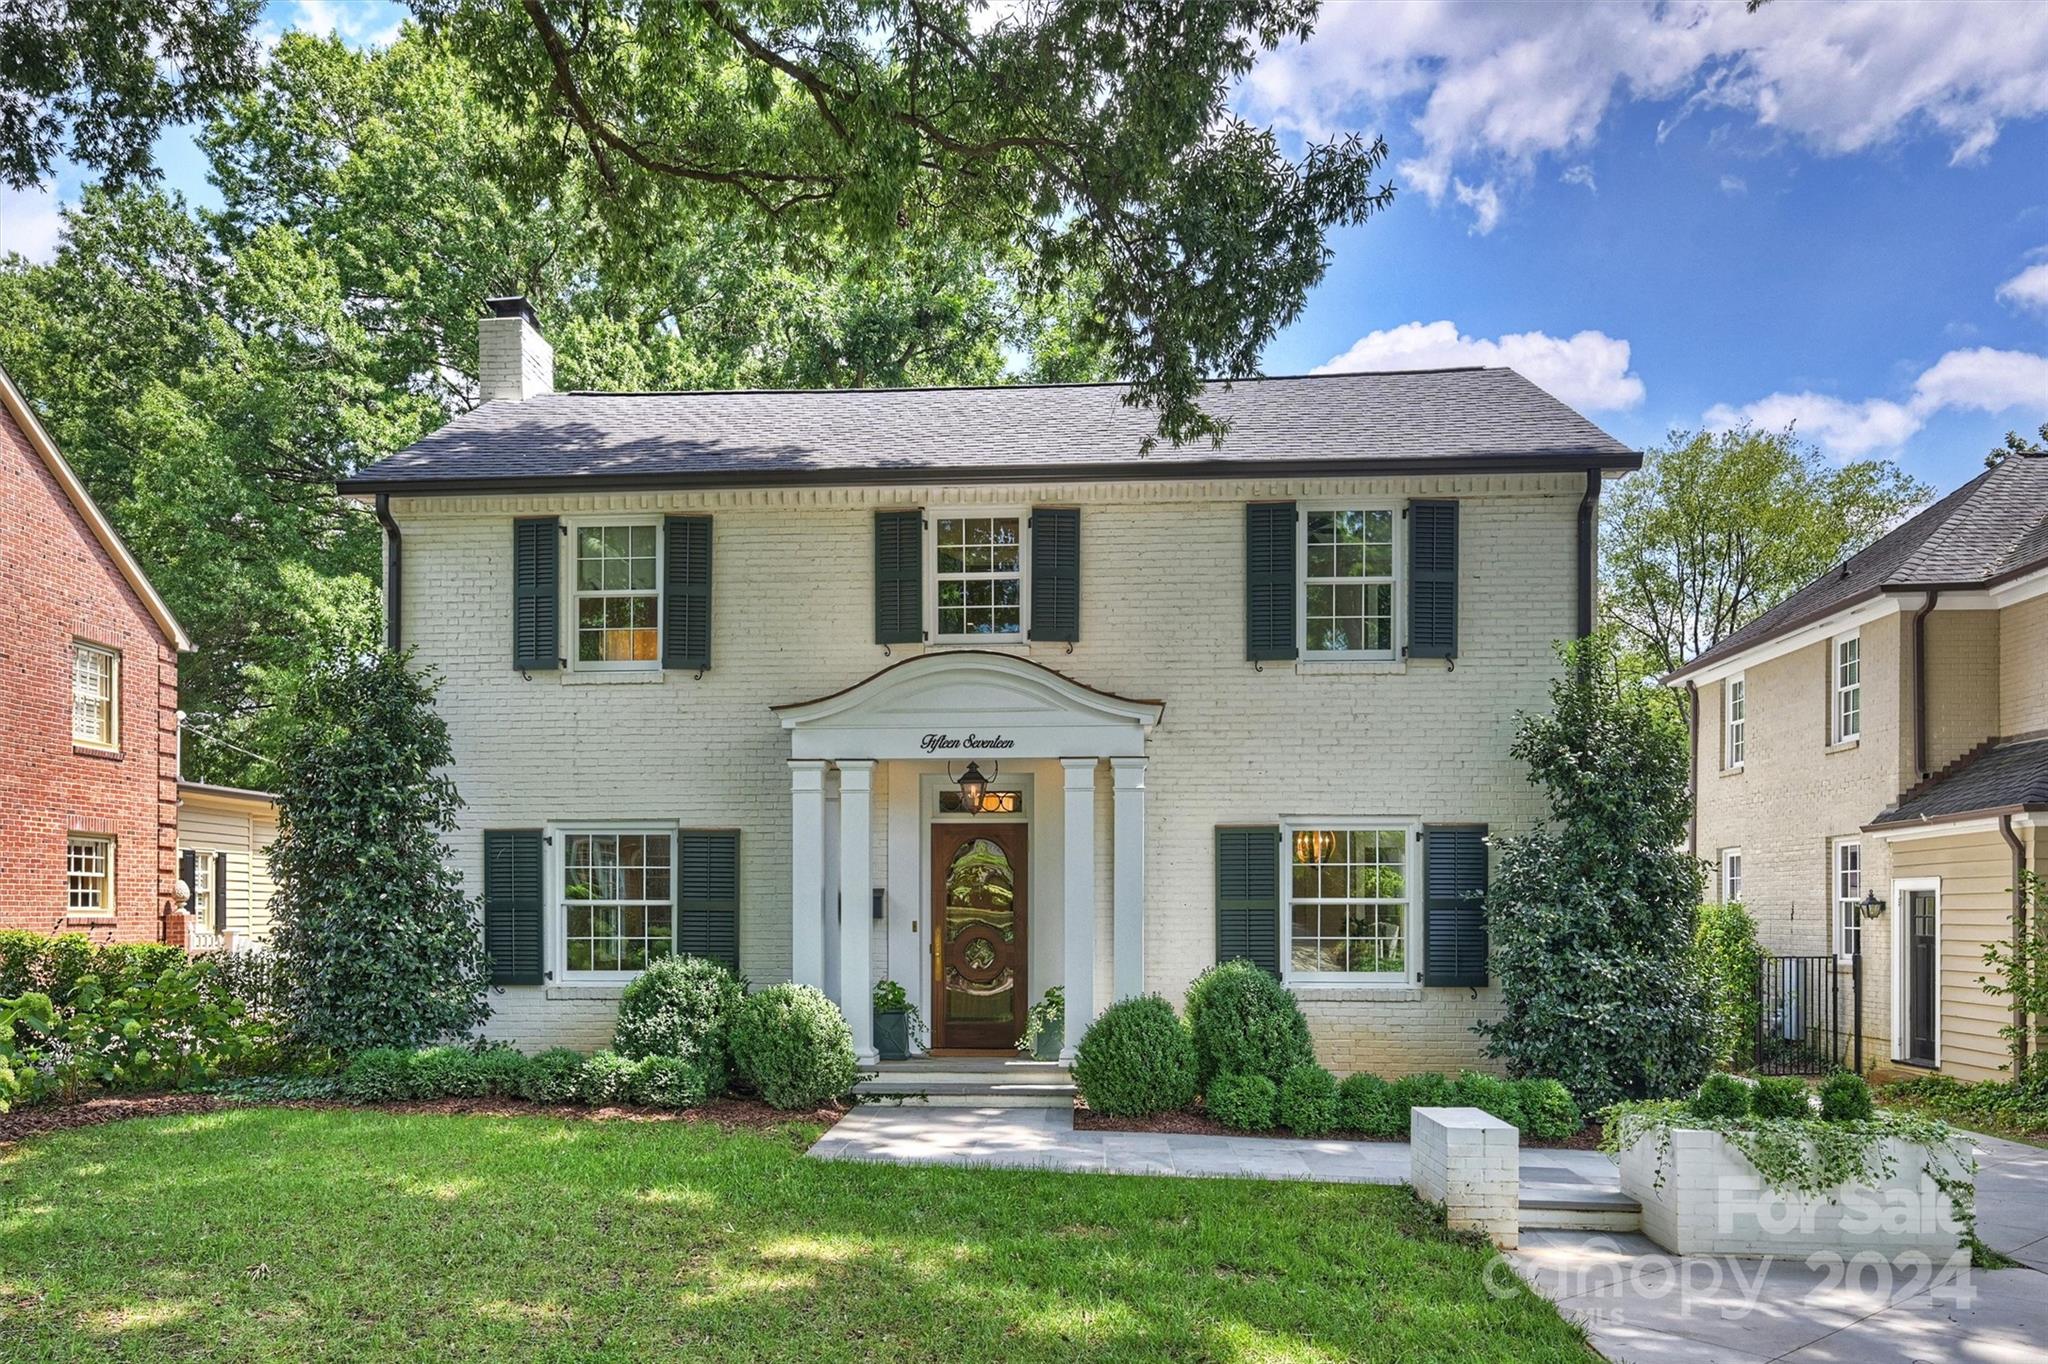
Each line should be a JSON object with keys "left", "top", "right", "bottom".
{"left": 1206, "top": 1072, "right": 1277, "bottom": 1132}
{"left": 338, "top": 1047, "right": 417, "bottom": 1102}
{"left": 1072, "top": 995, "right": 1197, "bottom": 1117}
{"left": 1514, "top": 1078, "right": 1583, "bottom": 1140}
{"left": 1184, "top": 961, "right": 1316, "bottom": 1088}
{"left": 1750, "top": 1075, "right": 1813, "bottom": 1120}
{"left": 729, "top": 983, "right": 858, "bottom": 1110}
{"left": 1389, "top": 1071, "right": 1454, "bottom": 1127}
{"left": 1818, "top": 1070, "right": 1874, "bottom": 1122}
{"left": 1276, "top": 1064, "right": 1339, "bottom": 1136}
{"left": 1690, "top": 1071, "right": 1751, "bottom": 1120}
{"left": 577, "top": 1050, "right": 636, "bottom": 1105}
{"left": 1451, "top": 1070, "right": 1524, "bottom": 1129}
{"left": 518, "top": 1048, "right": 586, "bottom": 1104}
{"left": 627, "top": 1055, "right": 710, "bottom": 1108}
{"left": 1337, "top": 1073, "right": 1403, "bottom": 1137}
{"left": 612, "top": 956, "right": 743, "bottom": 1092}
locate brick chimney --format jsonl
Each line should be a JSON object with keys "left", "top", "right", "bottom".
{"left": 478, "top": 296, "right": 553, "bottom": 402}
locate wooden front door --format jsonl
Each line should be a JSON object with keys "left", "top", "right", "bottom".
{"left": 1905, "top": 889, "right": 1938, "bottom": 1066}
{"left": 931, "top": 823, "right": 1027, "bottom": 1051}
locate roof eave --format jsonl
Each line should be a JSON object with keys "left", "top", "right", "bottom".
{"left": 1863, "top": 802, "right": 2048, "bottom": 834}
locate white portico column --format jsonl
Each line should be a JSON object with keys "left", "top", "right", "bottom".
{"left": 1111, "top": 757, "right": 1147, "bottom": 1001}
{"left": 836, "top": 760, "right": 877, "bottom": 1064}
{"left": 1061, "top": 758, "right": 1099, "bottom": 1061}
{"left": 789, "top": 760, "right": 828, "bottom": 993}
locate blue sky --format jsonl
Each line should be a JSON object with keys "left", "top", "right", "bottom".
{"left": 3, "top": 0, "right": 2044, "bottom": 495}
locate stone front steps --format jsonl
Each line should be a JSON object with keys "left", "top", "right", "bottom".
{"left": 1519, "top": 1189, "right": 1643, "bottom": 1233}
{"left": 854, "top": 1057, "right": 1075, "bottom": 1108}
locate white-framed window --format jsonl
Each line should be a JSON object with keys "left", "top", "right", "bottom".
{"left": 187, "top": 851, "right": 215, "bottom": 922}
{"left": 67, "top": 836, "right": 113, "bottom": 916}
{"left": 71, "top": 641, "right": 118, "bottom": 747}
{"left": 1720, "top": 848, "right": 1743, "bottom": 903}
{"left": 929, "top": 510, "right": 1027, "bottom": 642}
{"left": 560, "top": 827, "right": 675, "bottom": 975}
{"left": 1833, "top": 838, "right": 1863, "bottom": 957}
{"left": 1282, "top": 823, "right": 1414, "bottom": 983}
{"left": 567, "top": 520, "right": 661, "bottom": 669}
{"left": 1724, "top": 675, "right": 1746, "bottom": 769}
{"left": 1833, "top": 633, "right": 1861, "bottom": 744}
{"left": 1299, "top": 504, "right": 1401, "bottom": 658}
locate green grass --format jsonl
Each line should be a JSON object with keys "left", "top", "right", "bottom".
{"left": 0, "top": 1108, "right": 1592, "bottom": 1362}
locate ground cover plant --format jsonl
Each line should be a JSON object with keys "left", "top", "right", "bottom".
{"left": 1881, "top": 1072, "right": 2048, "bottom": 1147}
{"left": 0, "top": 1108, "right": 1596, "bottom": 1362}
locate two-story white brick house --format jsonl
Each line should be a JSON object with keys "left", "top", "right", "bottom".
{"left": 339, "top": 297, "right": 1638, "bottom": 1071}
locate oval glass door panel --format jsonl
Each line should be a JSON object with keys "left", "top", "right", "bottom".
{"left": 942, "top": 837, "right": 1016, "bottom": 1030}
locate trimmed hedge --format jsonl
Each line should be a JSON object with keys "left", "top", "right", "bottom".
{"left": 1337, "top": 1073, "right": 1403, "bottom": 1138}
{"left": 518, "top": 1048, "right": 586, "bottom": 1104}
{"left": 1276, "top": 1064, "right": 1339, "bottom": 1137}
{"left": 729, "top": 983, "right": 858, "bottom": 1110}
{"left": 612, "top": 956, "right": 743, "bottom": 1091}
{"left": 1389, "top": 1071, "right": 1454, "bottom": 1124}
{"left": 577, "top": 1050, "right": 636, "bottom": 1105}
{"left": 1206, "top": 1072, "right": 1277, "bottom": 1132}
{"left": 1184, "top": 961, "right": 1315, "bottom": 1088}
{"left": 1072, "top": 995, "right": 1198, "bottom": 1118}
{"left": 1690, "top": 1072, "right": 1751, "bottom": 1120}
{"left": 626, "top": 1055, "right": 710, "bottom": 1108}
{"left": 1514, "top": 1078, "right": 1582, "bottom": 1141}
{"left": 1750, "top": 1075, "right": 1812, "bottom": 1120}
{"left": 1818, "top": 1071, "right": 1874, "bottom": 1122}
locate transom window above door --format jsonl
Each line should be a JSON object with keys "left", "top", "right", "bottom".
{"left": 572, "top": 524, "right": 659, "bottom": 666}
{"left": 933, "top": 514, "right": 1025, "bottom": 640}
{"left": 1301, "top": 508, "right": 1397, "bottom": 656}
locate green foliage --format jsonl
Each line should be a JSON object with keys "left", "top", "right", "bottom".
{"left": 56, "top": 963, "right": 265, "bottom": 1093}
{"left": 1690, "top": 1072, "right": 1752, "bottom": 1121}
{"left": 1389, "top": 1072, "right": 1455, "bottom": 1126}
{"left": 0, "top": 933, "right": 192, "bottom": 1008}
{"left": 870, "top": 978, "right": 928, "bottom": 1052}
{"left": 518, "top": 1049, "right": 587, "bottom": 1105}
{"left": 268, "top": 650, "right": 490, "bottom": 1051}
{"left": 1206, "top": 1073, "right": 1278, "bottom": 1132}
{"left": 1337, "top": 1073, "right": 1403, "bottom": 1138}
{"left": 1693, "top": 901, "right": 1765, "bottom": 1069}
{"left": 1601, "top": 426, "right": 1931, "bottom": 679}
{"left": 1450, "top": 1071, "right": 1524, "bottom": 1129}
{"left": 405, "top": 1044, "right": 531, "bottom": 1100}
{"left": 0, "top": 992, "right": 60, "bottom": 1112}
{"left": 1749, "top": 1075, "right": 1813, "bottom": 1120}
{"left": 627, "top": 1056, "right": 710, "bottom": 1109}
{"left": 1018, "top": 986, "right": 1065, "bottom": 1057}
{"left": 1184, "top": 961, "right": 1315, "bottom": 1089}
{"left": 576, "top": 1051, "right": 636, "bottom": 1106}
{"left": 1276, "top": 1064, "right": 1339, "bottom": 1137}
{"left": 728, "top": 985, "right": 857, "bottom": 1111}
{"left": 1479, "top": 636, "right": 1713, "bottom": 1110}
{"left": 1979, "top": 870, "right": 2048, "bottom": 1077}
{"left": 613, "top": 956, "right": 743, "bottom": 1092}
{"left": 1883, "top": 1073, "right": 2048, "bottom": 1141}
{"left": 1818, "top": 1071, "right": 1874, "bottom": 1123}
{"left": 338, "top": 1048, "right": 419, "bottom": 1103}
{"left": 1514, "top": 1080, "right": 1583, "bottom": 1141}
{"left": 1072, "top": 995, "right": 1199, "bottom": 1118}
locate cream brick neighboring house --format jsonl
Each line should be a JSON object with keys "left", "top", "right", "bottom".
{"left": 338, "top": 297, "right": 1638, "bottom": 1071}
{"left": 1669, "top": 453, "right": 2048, "bottom": 1082}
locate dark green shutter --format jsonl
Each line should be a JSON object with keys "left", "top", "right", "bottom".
{"left": 1422, "top": 824, "right": 1488, "bottom": 987}
{"left": 678, "top": 830, "right": 740, "bottom": 972}
{"left": 1216, "top": 826, "right": 1281, "bottom": 976}
{"left": 213, "top": 851, "right": 228, "bottom": 934}
{"left": 875, "top": 509, "right": 923, "bottom": 644}
{"left": 512, "top": 517, "right": 559, "bottom": 671}
{"left": 483, "top": 829, "right": 545, "bottom": 985}
{"left": 1409, "top": 500, "right": 1459, "bottom": 661}
{"left": 1245, "top": 502, "right": 1297, "bottom": 661}
{"left": 179, "top": 849, "right": 197, "bottom": 914}
{"left": 1029, "top": 508, "right": 1080, "bottom": 642}
{"left": 663, "top": 515, "right": 713, "bottom": 670}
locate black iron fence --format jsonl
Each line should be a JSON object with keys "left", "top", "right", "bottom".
{"left": 1754, "top": 952, "right": 1862, "bottom": 1075}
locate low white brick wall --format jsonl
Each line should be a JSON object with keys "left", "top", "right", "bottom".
{"left": 1410, "top": 1106, "right": 1519, "bottom": 1248}
{"left": 1618, "top": 1128, "right": 1968, "bottom": 1259}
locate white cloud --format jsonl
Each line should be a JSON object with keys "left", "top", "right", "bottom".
{"left": 1996, "top": 259, "right": 2048, "bottom": 316}
{"left": 1313, "top": 320, "right": 1646, "bottom": 412}
{"left": 1561, "top": 163, "right": 1596, "bottom": 192}
{"left": 0, "top": 182, "right": 65, "bottom": 263}
{"left": 1452, "top": 178, "right": 1503, "bottom": 234}
{"left": 1705, "top": 347, "right": 2048, "bottom": 456}
{"left": 1239, "top": 1, "right": 2048, "bottom": 233}
{"left": 1718, "top": 174, "right": 1747, "bottom": 196}
{"left": 280, "top": 1, "right": 405, "bottom": 49}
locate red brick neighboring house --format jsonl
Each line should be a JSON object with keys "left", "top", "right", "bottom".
{"left": 0, "top": 364, "right": 193, "bottom": 944}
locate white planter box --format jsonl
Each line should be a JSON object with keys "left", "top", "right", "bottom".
{"left": 1618, "top": 1126, "right": 1969, "bottom": 1259}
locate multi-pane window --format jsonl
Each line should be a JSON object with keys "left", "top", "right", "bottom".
{"left": 1721, "top": 849, "right": 1743, "bottom": 903}
{"left": 71, "top": 642, "right": 117, "bottom": 746}
{"left": 1285, "top": 827, "right": 1410, "bottom": 979}
{"left": 67, "top": 836, "right": 112, "bottom": 915}
{"left": 572, "top": 524, "right": 659, "bottom": 666}
{"left": 563, "top": 832, "right": 673, "bottom": 972}
{"left": 934, "top": 515, "right": 1023, "bottom": 638}
{"left": 1302, "top": 509, "right": 1397, "bottom": 655}
{"left": 1725, "top": 676, "right": 1746, "bottom": 769}
{"left": 1834, "top": 839, "right": 1862, "bottom": 957}
{"left": 189, "top": 852, "right": 214, "bottom": 922}
{"left": 1834, "top": 635, "right": 1861, "bottom": 744}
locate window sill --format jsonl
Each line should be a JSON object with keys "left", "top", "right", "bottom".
{"left": 561, "top": 669, "right": 666, "bottom": 686}
{"left": 1720, "top": 764, "right": 1744, "bottom": 778}
{"left": 1294, "top": 659, "right": 1406, "bottom": 676}
{"left": 545, "top": 983, "right": 627, "bottom": 1001}
{"left": 928, "top": 637, "right": 1029, "bottom": 650}
{"left": 1825, "top": 738, "right": 1860, "bottom": 754}
{"left": 72, "top": 744, "right": 123, "bottom": 761}
{"left": 65, "top": 914, "right": 117, "bottom": 924}
{"left": 1286, "top": 983, "right": 1424, "bottom": 1003}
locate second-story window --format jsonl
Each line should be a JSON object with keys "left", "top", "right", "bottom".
{"left": 1834, "top": 634, "right": 1861, "bottom": 744}
{"left": 572, "top": 523, "right": 660, "bottom": 667}
{"left": 932, "top": 513, "right": 1025, "bottom": 641}
{"left": 1720, "top": 848, "right": 1743, "bottom": 903}
{"left": 1300, "top": 506, "right": 1399, "bottom": 658}
{"left": 1725, "top": 676, "right": 1746, "bottom": 769}
{"left": 71, "top": 641, "right": 118, "bottom": 747}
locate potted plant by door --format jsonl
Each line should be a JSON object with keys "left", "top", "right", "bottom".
{"left": 872, "top": 979, "right": 926, "bottom": 1062}
{"left": 1018, "top": 986, "right": 1065, "bottom": 1061}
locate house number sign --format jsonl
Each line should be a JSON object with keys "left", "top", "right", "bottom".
{"left": 919, "top": 733, "right": 1016, "bottom": 754}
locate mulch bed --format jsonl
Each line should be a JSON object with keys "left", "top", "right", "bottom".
{"left": 1072, "top": 1102, "right": 1605, "bottom": 1150}
{"left": 0, "top": 1093, "right": 845, "bottom": 1146}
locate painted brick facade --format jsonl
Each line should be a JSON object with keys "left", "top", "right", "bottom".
{"left": 0, "top": 398, "right": 181, "bottom": 943}
{"left": 396, "top": 472, "right": 1588, "bottom": 1072}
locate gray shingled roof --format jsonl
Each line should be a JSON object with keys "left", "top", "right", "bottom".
{"left": 1669, "top": 454, "right": 2048, "bottom": 681}
{"left": 1868, "top": 735, "right": 2048, "bottom": 828}
{"left": 339, "top": 368, "right": 1636, "bottom": 494}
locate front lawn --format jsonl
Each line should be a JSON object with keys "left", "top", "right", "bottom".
{"left": 0, "top": 1108, "right": 1591, "bottom": 1362}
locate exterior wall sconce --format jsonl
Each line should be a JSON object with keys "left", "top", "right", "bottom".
{"left": 1859, "top": 889, "right": 1886, "bottom": 920}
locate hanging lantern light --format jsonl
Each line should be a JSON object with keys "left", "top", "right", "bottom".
{"left": 953, "top": 760, "right": 992, "bottom": 815}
